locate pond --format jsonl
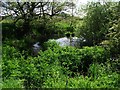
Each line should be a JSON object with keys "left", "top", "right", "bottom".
{"left": 32, "top": 36, "right": 86, "bottom": 56}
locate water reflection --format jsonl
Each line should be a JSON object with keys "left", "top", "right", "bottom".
{"left": 56, "top": 36, "right": 86, "bottom": 47}
{"left": 32, "top": 36, "right": 86, "bottom": 56}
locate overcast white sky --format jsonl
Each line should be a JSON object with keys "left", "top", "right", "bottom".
{"left": 4, "top": 0, "right": 120, "bottom": 2}
{"left": 63, "top": 0, "right": 119, "bottom": 4}
{"left": 74, "top": 0, "right": 120, "bottom": 8}
{"left": 69, "top": 0, "right": 120, "bottom": 17}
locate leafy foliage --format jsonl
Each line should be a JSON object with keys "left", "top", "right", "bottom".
{"left": 1, "top": 19, "right": 16, "bottom": 40}
{"left": 2, "top": 78, "right": 24, "bottom": 88}
{"left": 79, "top": 2, "right": 108, "bottom": 45}
{"left": 106, "top": 2, "right": 120, "bottom": 56}
{"left": 1, "top": 1, "right": 120, "bottom": 89}
{"left": 2, "top": 43, "right": 114, "bottom": 88}
{"left": 2, "top": 45, "right": 23, "bottom": 79}
{"left": 43, "top": 70, "right": 119, "bottom": 88}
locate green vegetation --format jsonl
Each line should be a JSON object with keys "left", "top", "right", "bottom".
{"left": 2, "top": 43, "right": 120, "bottom": 88}
{"left": 2, "top": 79, "right": 24, "bottom": 88}
{"left": 1, "top": 1, "right": 120, "bottom": 89}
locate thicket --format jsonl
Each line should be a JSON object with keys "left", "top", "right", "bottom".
{"left": 2, "top": 43, "right": 120, "bottom": 88}
{"left": 79, "top": 2, "right": 120, "bottom": 56}
{"left": 1, "top": 1, "right": 120, "bottom": 89}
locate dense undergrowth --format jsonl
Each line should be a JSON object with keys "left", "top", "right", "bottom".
{"left": 1, "top": 1, "right": 120, "bottom": 89}
{"left": 2, "top": 42, "right": 120, "bottom": 88}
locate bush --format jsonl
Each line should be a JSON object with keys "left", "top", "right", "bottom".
{"left": 2, "top": 45, "right": 24, "bottom": 88}
{"left": 2, "top": 45, "right": 22, "bottom": 79}
{"left": 2, "top": 43, "right": 111, "bottom": 88}
{"left": 42, "top": 61, "right": 119, "bottom": 88}
{"left": 0, "top": 67, "right": 1, "bottom": 81}
{"left": 52, "top": 46, "right": 109, "bottom": 76}
{"left": 110, "top": 57, "right": 120, "bottom": 73}
{"left": 2, "top": 45, "right": 40, "bottom": 88}
{"left": 43, "top": 72, "right": 119, "bottom": 88}
{"left": 43, "top": 42, "right": 109, "bottom": 74}
{"left": 18, "top": 44, "right": 109, "bottom": 87}
{"left": 43, "top": 40, "right": 60, "bottom": 50}
{"left": 3, "top": 39, "right": 32, "bottom": 56}
{"left": 42, "top": 42, "right": 109, "bottom": 76}
{"left": 2, "top": 78, "right": 24, "bottom": 88}
{"left": 1, "top": 19, "right": 16, "bottom": 40}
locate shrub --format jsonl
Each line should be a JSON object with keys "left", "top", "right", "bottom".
{"left": 2, "top": 78, "right": 24, "bottom": 88}
{"left": 43, "top": 72, "right": 119, "bottom": 88}
{"left": 3, "top": 39, "right": 32, "bottom": 56}
{"left": 88, "top": 63, "right": 113, "bottom": 80}
{"left": 1, "top": 19, "right": 16, "bottom": 40}
{"left": 52, "top": 46, "right": 109, "bottom": 76}
{"left": 2, "top": 45, "right": 23, "bottom": 79}
{"left": 41, "top": 42, "right": 109, "bottom": 76}
{"left": 0, "top": 61, "right": 1, "bottom": 84}
{"left": 110, "top": 57, "right": 120, "bottom": 73}
{"left": 2, "top": 45, "right": 40, "bottom": 88}
{"left": 19, "top": 55, "right": 65, "bottom": 88}
{"left": 43, "top": 40, "right": 60, "bottom": 50}
{"left": 2, "top": 43, "right": 111, "bottom": 88}
{"left": 42, "top": 61, "right": 119, "bottom": 88}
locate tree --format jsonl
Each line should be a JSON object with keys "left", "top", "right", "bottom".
{"left": 106, "top": 1, "right": 120, "bottom": 56}
{"left": 79, "top": 2, "right": 118, "bottom": 46}
{"left": 1, "top": 1, "right": 75, "bottom": 37}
